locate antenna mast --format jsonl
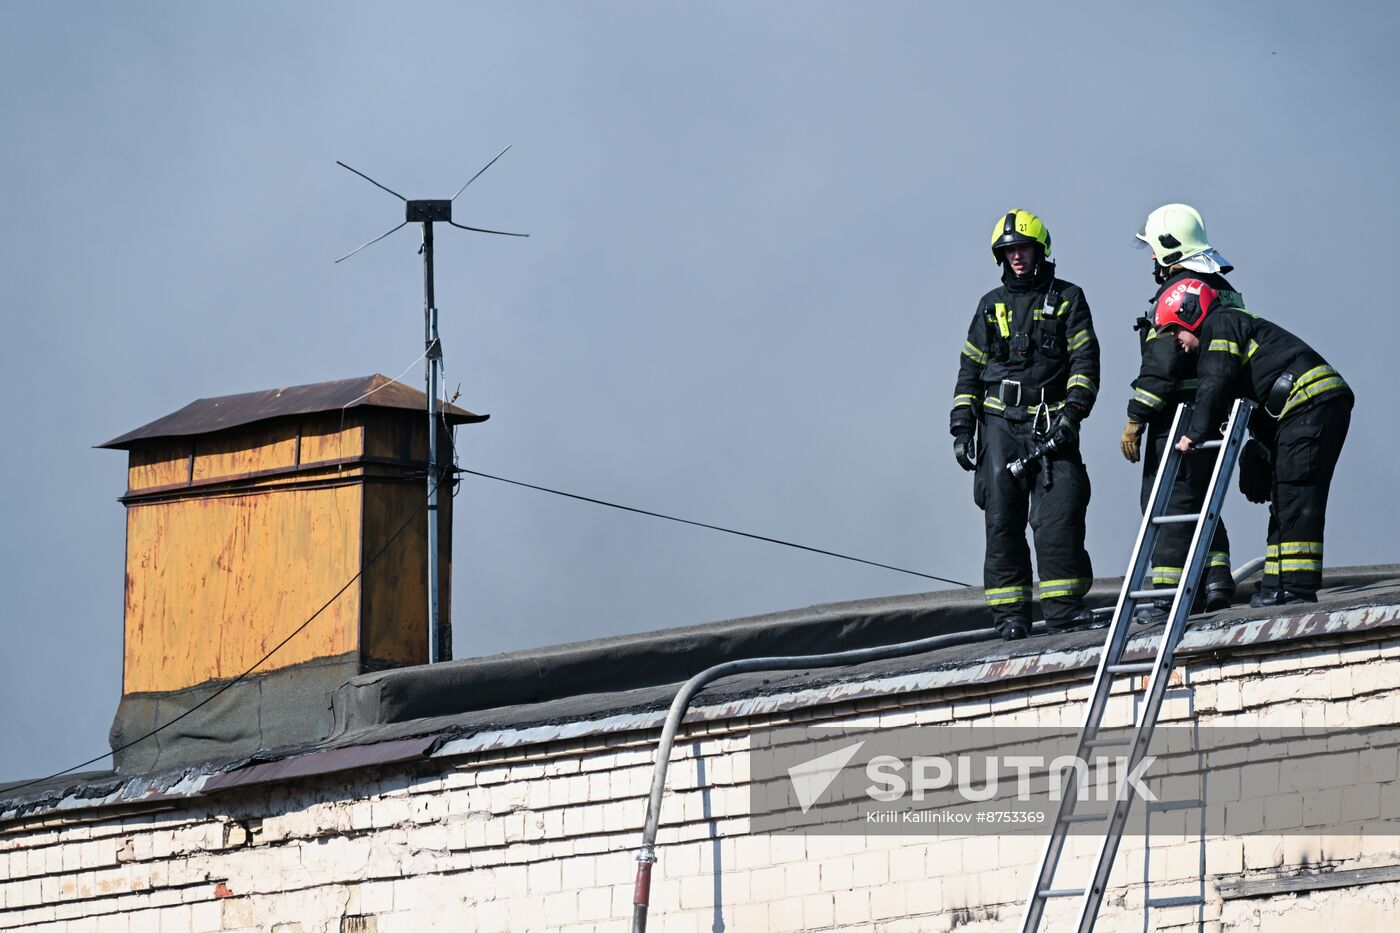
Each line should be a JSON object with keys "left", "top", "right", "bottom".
{"left": 335, "top": 150, "right": 526, "bottom": 663}
{"left": 417, "top": 202, "right": 445, "bottom": 663}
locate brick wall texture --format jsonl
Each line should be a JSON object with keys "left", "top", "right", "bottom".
{"left": 4, "top": 637, "right": 1400, "bottom": 931}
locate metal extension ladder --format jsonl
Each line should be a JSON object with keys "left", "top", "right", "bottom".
{"left": 1019, "top": 398, "right": 1255, "bottom": 932}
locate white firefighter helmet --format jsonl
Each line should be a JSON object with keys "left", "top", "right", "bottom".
{"left": 1134, "top": 203, "right": 1231, "bottom": 272}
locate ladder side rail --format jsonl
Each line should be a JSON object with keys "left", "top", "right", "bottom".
{"left": 1071, "top": 399, "right": 1254, "bottom": 933}
{"left": 1155, "top": 398, "right": 1253, "bottom": 672}
{"left": 1066, "top": 401, "right": 1190, "bottom": 769}
{"left": 1018, "top": 403, "right": 1189, "bottom": 933}
{"left": 1083, "top": 401, "right": 1191, "bottom": 698}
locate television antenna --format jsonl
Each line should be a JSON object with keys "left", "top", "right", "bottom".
{"left": 335, "top": 147, "right": 527, "bottom": 664}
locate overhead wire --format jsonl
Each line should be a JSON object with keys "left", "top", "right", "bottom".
{"left": 456, "top": 468, "right": 971, "bottom": 588}
{"left": 429, "top": 353, "right": 968, "bottom": 588}
{"left": 426, "top": 345, "right": 969, "bottom": 588}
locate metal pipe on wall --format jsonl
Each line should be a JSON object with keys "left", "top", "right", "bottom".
{"left": 629, "top": 626, "right": 997, "bottom": 933}
{"left": 629, "top": 554, "right": 1266, "bottom": 931}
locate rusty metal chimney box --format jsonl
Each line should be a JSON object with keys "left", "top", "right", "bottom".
{"left": 100, "top": 375, "right": 487, "bottom": 773}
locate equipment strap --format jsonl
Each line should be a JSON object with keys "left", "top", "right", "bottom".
{"left": 984, "top": 379, "right": 1067, "bottom": 409}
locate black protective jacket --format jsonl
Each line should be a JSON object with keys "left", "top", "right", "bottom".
{"left": 950, "top": 261, "right": 1100, "bottom": 436}
{"left": 1184, "top": 303, "right": 1352, "bottom": 443}
{"left": 1128, "top": 270, "right": 1240, "bottom": 427}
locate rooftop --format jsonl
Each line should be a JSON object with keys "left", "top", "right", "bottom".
{"left": 4, "top": 565, "right": 1399, "bottom": 824}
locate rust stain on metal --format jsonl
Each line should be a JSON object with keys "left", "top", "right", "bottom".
{"left": 100, "top": 373, "right": 486, "bottom": 450}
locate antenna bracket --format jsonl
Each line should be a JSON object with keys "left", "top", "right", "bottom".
{"left": 406, "top": 200, "right": 453, "bottom": 223}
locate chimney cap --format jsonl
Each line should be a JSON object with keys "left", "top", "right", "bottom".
{"left": 98, "top": 374, "right": 488, "bottom": 450}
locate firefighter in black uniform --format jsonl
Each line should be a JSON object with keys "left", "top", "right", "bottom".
{"left": 1153, "top": 274, "right": 1353, "bottom": 606}
{"left": 1123, "top": 205, "right": 1237, "bottom": 623}
{"left": 951, "top": 210, "right": 1101, "bottom": 640}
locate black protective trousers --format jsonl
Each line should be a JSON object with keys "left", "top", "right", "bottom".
{"left": 973, "top": 415, "right": 1094, "bottom": 626}
{"left": 1142, "top": 422, "right": 1233, "bottom": 591}
{"left": 1261, "top": 394, "right": 1353, "bottom": 598}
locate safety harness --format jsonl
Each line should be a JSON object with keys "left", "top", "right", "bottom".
{"left": 981, "top": 284, "right": 1071, "bottom": 421}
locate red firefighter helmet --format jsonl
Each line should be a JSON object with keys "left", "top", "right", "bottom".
{"left": 1154, "top": 278, "right": 1218, "bottom": 333}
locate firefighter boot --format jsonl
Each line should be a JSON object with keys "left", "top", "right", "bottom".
{"left": 1134, "top": 600, "right": 1170, "bottom": 626}
{"left": 1249, "top": 584, "right": 1317, "bottom": 608}
{"left": 996, "top": 617, "right": 1031, "bottom": 641}
{"left": 1204, "top": 565, "right": 1236, "bottom": 612}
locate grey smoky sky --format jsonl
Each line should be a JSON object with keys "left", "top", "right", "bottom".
{"left": 2, "top": 2, "right": 1396, "bottom": 782}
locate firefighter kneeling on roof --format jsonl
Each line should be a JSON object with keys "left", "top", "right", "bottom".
{"left": 951, "top": 210, "right": 1103, "bottom": 640}
{"left": 1152, "top": 261, "right": 1354, "bottom": 606}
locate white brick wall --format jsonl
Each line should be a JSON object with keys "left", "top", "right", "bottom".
{"left": 3, "top": 637, "right": 1400, "bottom": 931}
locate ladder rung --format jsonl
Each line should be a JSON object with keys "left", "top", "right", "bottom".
{"left": 1147, "top": 895, "right": 1205, "bottom": 908}
{"left": 1129, "top": 587, "right": 1177, "bottom": 600}
{"left": 1062, "top": 811, "right": 1108, "bottom": 823}
{"left": 1149, "top": 798, "right": 1203, "bottom": 812}
{"left": 1107, "top": 662, "right": 1155, "bottom": 675}
{"left": 1197, "top": 439, "right": 1223, "bottom": 449}
{"left": 1039, "top": 888, "right": 1085, "bottom": 898}
{"left": 1084, "top": 736, "right": 1131, "bottom": 748}
{"left": 1152, "top": 513, "right": 1202, "bottom": 525}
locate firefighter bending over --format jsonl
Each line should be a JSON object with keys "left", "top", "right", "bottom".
{"left": 1123, "top": 204, "right": 1237, "bottom": 624}
{"left": 1153, "top": 270, "right": 1353, "bottom": 606}
{"left": 951, "top": 210, "right": 1101, "bottom": 640}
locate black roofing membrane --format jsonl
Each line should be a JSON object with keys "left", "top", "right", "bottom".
{"left": 4, "top": 565, "right": 1397, "bottom": 818}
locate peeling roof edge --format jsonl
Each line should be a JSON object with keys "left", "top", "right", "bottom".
{"left": 5, "top": 600, "right": 1398, "bottom": 828}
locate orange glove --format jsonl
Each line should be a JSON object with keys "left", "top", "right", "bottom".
{"left": 1120, "top": 420, "right": 1144, "bottom": 463}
